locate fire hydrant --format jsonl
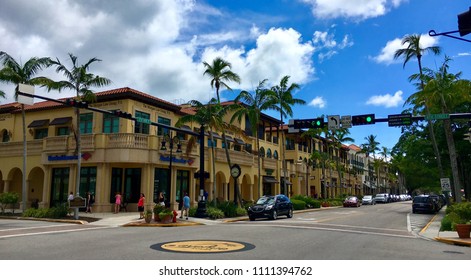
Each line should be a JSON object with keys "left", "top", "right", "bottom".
{"left": 172, "top": 210, "right": 178, "bottom": 223}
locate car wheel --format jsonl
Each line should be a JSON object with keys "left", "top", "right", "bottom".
{"left": 249, "top": 215, "right": 255, "bottom": 221}
{"left": 287, "top": 208, "right": 293, "bottom": 218}
{"left": 271, "top": 210, "right": 277, "bottom": 220}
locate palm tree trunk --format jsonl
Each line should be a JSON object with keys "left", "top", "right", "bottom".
{"left": 208, "top": 129, "right": 216, "bottom": 206}
{"left": 74, "top": 107, "right": 81, "bottom": 220}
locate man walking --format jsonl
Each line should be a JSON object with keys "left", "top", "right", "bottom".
{"left": 181, "top": 192, "right": 190, "bottom": 220}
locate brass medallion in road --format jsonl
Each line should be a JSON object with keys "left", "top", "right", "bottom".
{"left": 152, "top": 240, "right": 255, "bottom": 253}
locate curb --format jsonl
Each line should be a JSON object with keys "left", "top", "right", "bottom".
{"left": 435, "top": 237, "right": 471, "bottom": 247}
{"left": 123, "top": 221, "right": 204, "bottom": 227}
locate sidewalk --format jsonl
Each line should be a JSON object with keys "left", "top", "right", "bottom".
{"left": 417, "top": 206, "right": 471, "bottom": 247}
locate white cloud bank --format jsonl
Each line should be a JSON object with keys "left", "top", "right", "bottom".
{"left": 366, "top": 90, "right": 404, "bottom": 108}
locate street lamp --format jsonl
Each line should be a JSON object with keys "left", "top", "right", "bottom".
{"left": 160, "top": 133, "right": 182, "bottom": 208}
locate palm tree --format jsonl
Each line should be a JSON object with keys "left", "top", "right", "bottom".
{"left": 332, "top": 128, "right": 354, "bottom": 196}
{"left": 410, "top": 57, "right": 471, "bottom": 202}
{"left": 270, "top": 75, "right": 306, "bottom": 195}
{"left": 360, "top": 135, "right": 380, "bottom": 195}
{"left": 0, "top": 51, "right": 53, "bottom": 210}
{"left": 379, "top": 146, "right": 390, "bottom": 193}
{"left": 176, "top": 98, "right": 236, "bottom": 205}
{"left": 45, "top": 53, "right": 111, "bottom": 207}
{"left": 232, "top": 79, "right": 277, "bottom": 197}
{"left": 394, "top": 34, "right": 444, "bottom": 179}
{"left": 203, "top": 57, "right": 242, "bottom": 204}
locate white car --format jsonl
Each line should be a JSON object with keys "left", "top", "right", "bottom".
{"left": 362, "top": 195, "right": 376, "bottom": 205}
{"left": 374, "top": 193, "right": 388, "bottom": 203}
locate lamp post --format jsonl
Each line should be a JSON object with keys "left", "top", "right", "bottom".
{"left": 160, "top": 132, "right": 182, "bottom": 209}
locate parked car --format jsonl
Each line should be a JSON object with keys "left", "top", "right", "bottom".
{"left": 247, "top": 194, "right": 293, "bottom": 221}
{"left": 361, "top": 195, "right": 376, "bottom": 205}
{"left": 374, "top": 193, "right": 388, "bottom": 203}
{"left": 343, "top": 196, "right": 361, "bottom": 207}
{"left": 412, "top": 195, "right": 438, "bottom": 214}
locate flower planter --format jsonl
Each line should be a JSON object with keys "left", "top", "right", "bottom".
{"left": 455, "top": 224, "right": 471, "bottom": 239}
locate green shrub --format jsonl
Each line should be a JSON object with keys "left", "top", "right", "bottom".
{"left": 206, "top": 207, "right": 224, "bottom": 219}
{"left": 188, "top": 207, "right": 197, "bottom": 217}
{"left": 22, "top": 205, "right": 70, "bottom": 219}
{"left": 291, "top": 199, "right": 306, "bottom": 210}
{"left": 153, "top": 204, "right": 166, "bottom": 216}
{"left": 217, "top": 201, "right": 238, "bottom": 218}
{"left": 452, "top": 202, "right": 471, "bottom": 222}
{"left": 22, "top": 208, "right": 37, "bottom": 217}
{"left": 236, "top": 207, "right": 247, "bottom": 217}
{"left": 310, "top": 200, "right": 321, "bottom": 208}
{"left": 0, "top": 192, "right": 20, "bottom": 213}
{"left": 291, "top": 195, "right": 317, "bottom": 208}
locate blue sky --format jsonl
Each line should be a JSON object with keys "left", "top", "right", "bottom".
{"left": 1, "top": 0, "right": 470, "bottom": 150}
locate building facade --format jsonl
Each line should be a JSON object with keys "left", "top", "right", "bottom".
{"left": 0, "top": 87, "right": 379, "bottom": 212}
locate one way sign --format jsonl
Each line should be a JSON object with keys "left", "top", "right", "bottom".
{"left": 328, "top": 115, "right": 340, "bottom": 130}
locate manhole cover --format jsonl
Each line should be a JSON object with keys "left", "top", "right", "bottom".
{"left": 151, "top": 240, "right": 255, "bottom": 254}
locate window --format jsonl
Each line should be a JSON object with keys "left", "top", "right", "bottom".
{"left": 245, "top": 143, "right": 252, "bottom": 153}
{"left": 80, "top": 113, "right": 93, "bottom": 134}
{"left": 103, "top": 112, "right": 120, "bottom": 133}
{"left": 35, "top": 128, "right": 48, "bottom": 139}
{"left": 266, "top": 148, "right": 272, "bottom": 158}
{"left": 208, "top": 139, "right": 217, "bottom": 148}
{"left": 157, "top": 116, "right": 171, "bottom": 136}
{"left": 286, "top": 139, "right": 295, "bottom": 150}
{"left": 57, "top": 127, "right": 70, "bottom": 136}
{"left": 135, "top": 111, "right": 150, "bottom": 134}
{"left": 259, "top": 147, "right": 265, "bottom": 157}
{"left": 2, "top": 130, "right": 10, "bottom": 142}
{"left": 273, "top": 150, "right": 279, "bottom": 159}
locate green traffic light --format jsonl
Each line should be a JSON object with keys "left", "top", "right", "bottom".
{"left": 315, "top": 120, "right": 321, "bottom": 126}
{"left": 366, "top": 116, "right": 372, "bottom": 123}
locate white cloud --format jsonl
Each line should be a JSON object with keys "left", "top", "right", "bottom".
{"left": 312, "top": 30, "right": 353, "bottom": 62}
{"left": 300, "top": 0, "right": 407, "bottom": 20}
{"left": 372, "top": 33, "right": 439, "bottom": 65}
{"left": 458, "top": 52, "right": 471, "bottom": 57}
{"left": 366, "top": 90, "right": 404, "bottom": 108}
{"left": 308, "top": 96, "right": 326, "bottom": 108}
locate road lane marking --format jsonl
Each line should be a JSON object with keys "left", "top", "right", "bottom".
{"left": 0, "top": 226, "right": 111, "bottom": 239}
{"left": 0, "top": 224, "right": 72, "bottom": 232}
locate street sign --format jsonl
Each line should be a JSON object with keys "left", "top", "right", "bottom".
{"left": 424, "top": 114, "right": 449, "bottom": 121}
{"left": 388, "top": 113, "right": 412, "bottom": 127}
{"left": 328, "top": 115, "right": 340, "bottom": 130}
{"left": 340, "top": 115, "right": 352, "bottom": 128}
{"left": 17, "top": 84, "right": 34, "bottom": 105}
{"left": 440, "top": 178, "right": 451, "bottom": 192}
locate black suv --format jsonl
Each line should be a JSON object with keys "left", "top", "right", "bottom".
{"left": 247, "top": 194, "right": 294, "bottom": 221}
{"left": 412, "top": 195, "right": 438, "bottom": 214}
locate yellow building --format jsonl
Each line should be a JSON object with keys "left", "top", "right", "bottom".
{"left": 0, "top": 87, "right": 366, "bottom": 212}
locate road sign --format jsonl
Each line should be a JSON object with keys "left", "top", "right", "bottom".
{"left": 340, "top": 115, "right": 352, "bottom": 128}
{"left": 440, "top": 178, "right": 451, "bottom": 192}
{"left": 424, "top": 113, "right": 449, "bottom": 121}
{"left": 388, "top": 113, "right": 412, "bottom": 127}
{"left": 328, "top": 115, "right": 340, "bottom": 130}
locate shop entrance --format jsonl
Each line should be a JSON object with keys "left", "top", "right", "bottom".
{"left": 50, "top": 167, "right": 69, "bottom": 207}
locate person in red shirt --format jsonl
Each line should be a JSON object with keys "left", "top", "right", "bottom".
{"left": 138, "top": 193, "right": 145, "bottom": 219}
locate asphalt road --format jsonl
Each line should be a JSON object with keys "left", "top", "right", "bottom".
{"left": 1, "top": 201, "right": 470, "bottom": 261}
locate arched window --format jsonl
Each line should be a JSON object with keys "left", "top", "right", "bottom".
{"left": 259, "top": 147, "right": 265, "bottom": 158}
{"left": 1, "top": 130, "right": 10, "bottom": 142}
{"left": 273, "top": 150, "right": 279, "bottom": 159}
{"left": 266, "top": 148, "right": 272, "bottom": 158}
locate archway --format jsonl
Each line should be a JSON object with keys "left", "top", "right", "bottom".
{"left": 28, "top": 167, "right": 45, "bottom": 206}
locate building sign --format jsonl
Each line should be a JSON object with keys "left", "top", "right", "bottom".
{"left": 48, "top": 153, "right": 92, "bottom": 161}
{"left": 159, "top": 155, "right": 194, "bottom": 166}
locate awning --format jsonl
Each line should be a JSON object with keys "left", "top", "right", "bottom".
{"left": 210, "top": 132, "right": 222, "bottom": 139}
{"left": 223, "top": 135, "right": 234, "bottom": 142}
{"left": 263, "top": 176, "right": 279, "bottom": 184}
{"left": 179, "top": 125, "right": 193, "bottom": 132}
{"left": 234, "top": 138, "right": 245, "bottom": 145}
{"left": 50, "top": 117, "right": 72, "bottom": 126}
{"left": 28, "top": 119, "right": 49, "bottom": 128}
{"left": 281, "top": 178, "right": 292, "bottom": 185}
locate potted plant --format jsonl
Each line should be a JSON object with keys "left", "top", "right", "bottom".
{"left": 158, "top": 208, "right": 174, "bottom": 223}
{"left": 153, "top": 204, "right": 165, "bottom": 222}
{"left": 446, "top": 202, "right": 471, "bottom": 238}
{"left": 144, "top": 210, "right": 153, "bottom": 223}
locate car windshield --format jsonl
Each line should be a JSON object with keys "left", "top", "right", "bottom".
{"left": 346, "top": 197, "right": 356, "bottom": 201}
{"left": 413, "top": 196, "right": 429, "bottom": 203}
{"left": 363, "top": 195, "right": 372, "bottom": 199}
{"left": 256, "top": 196, "right": 275, "bottom": 205}
{"left": 375, "top": 194, "right": 384, "bottom": 198}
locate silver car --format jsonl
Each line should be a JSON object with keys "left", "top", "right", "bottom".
{"left": 374, "top": 193, "right": 388, "bottom": 203}
{"left": 362, "top": 195, "right": 376, "bottom": 205}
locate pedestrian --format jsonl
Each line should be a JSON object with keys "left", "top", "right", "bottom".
{"left": 203, "top": 189, "right": 208, "bottom": 201}
{"left": 138, "top": 193, "right": 145, "bottom": 219}
{"left": 86, "top": 192, "right": 94, "bottom": 213}
{"left": 181, "top": 192, "right": 190, "bottom": 220}
{"left": 158, "top": 192, "right": 165, "bottom": 206}
{"left": 67, "top": 192, "right": 74, "bottom": 202}
{"left": 114, "top": 192, "right": 121, "bottom": 214}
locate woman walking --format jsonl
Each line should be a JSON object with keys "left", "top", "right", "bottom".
{"left": 114, "top": 192, "right": 121, "bottom": 214}
{"left": 138, "top": 193, "right": 145, "bottom": 219}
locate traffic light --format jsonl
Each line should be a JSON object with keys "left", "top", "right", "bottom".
{"left": 112, "top": 110, "right": 132, "bottom": 119}
{"left": 64, "top": 98, "right": 88, "bottom": 108}
{"left": 458, "top": 7, "right": 471, "bottom": 36}
{"left": 351, "top": 114, "right": 375, "bottom": 126}
{"left": 293, "top": 118, "right": 324, "bottom": 129}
